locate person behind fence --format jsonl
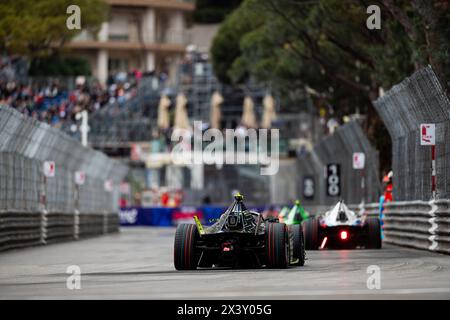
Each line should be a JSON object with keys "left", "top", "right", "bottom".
{"left": 383, "top": 170, "right": 393, "bottom": 202}
{"left": 379, "top": 170, "right": 393, "bottom": 240}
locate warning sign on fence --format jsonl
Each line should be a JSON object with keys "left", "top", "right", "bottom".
{"left": 43, "top": 161, "right": 55, "bottom": 177}
{"left": 75, "top": 171, "right": 86, "bottom": 185}
{"left": 104, "top": 179, "right": 113, "bottom": 192}
{"left": 420, "top": 124, "right": 435, "bottom": 146}
{"left": 120, "top": 182, "right": 130, "bottom": 194}
{"left": 352, "top": 152, "right": 365, "bottom": 169}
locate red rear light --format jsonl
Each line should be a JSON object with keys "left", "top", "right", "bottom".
{"left": 222, "top": 242, "right": 233, "bottom": 252}
{"left": 340, "top": 231, "right": 348, "bottom": 240}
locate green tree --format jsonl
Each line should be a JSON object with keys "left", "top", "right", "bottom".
{"left": 194, "top": 0, "right": 243, "bottom": 24}
{"left": 211, "top": 0, "right": 450, "bottom": 172}
{"left": 211, "top": 0, "right": 264, "bottom": 84}
{"left": 29, "top": 55, "right": 91, "bottom": 76}
{"left": 0, "top": 0, "right": 108, "bottom": 57}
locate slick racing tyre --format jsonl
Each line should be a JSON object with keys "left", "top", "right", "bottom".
{"left": 289, "top": 224, "right": 306, "bottom": 266}
{"left": 303, "top": 218, "right": 320, "bottom": 250}
{"left": 174, "top": 224, "right": 199, "bottom": 270}
{"left": 265, "top": 222, "right": 289, "bottom": 268}
{"left": 366, "top": 217, "right": 382, "bottom": 249}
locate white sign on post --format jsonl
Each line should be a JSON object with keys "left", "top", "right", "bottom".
{"left": 120, "top": 182, "right": 130, "bottom": 194}
{"left": 104, "top": 179, "right": 113, "bottom": 192}
{"left": 420, "top": 124, "right": 435, "bottom": 146}
{"left": 43, "top": 161, "right": 56, "bottom": 177}
{"left": 75, "top": 171, "right": 86, "bottom": 185}
{"left": 353, "top": 152, "right": 365, "bottom": 169}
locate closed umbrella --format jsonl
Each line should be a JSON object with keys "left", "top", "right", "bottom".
{"left": 174, "top": 93, "right": 190, "bottom": 130}
{"left": 261, "top": 95, "right": 277, "bottom": 128}
{"left": 241, "top": 96, "right": 257, "bottom": 128}
{"left": 210, "top": 91, "right": 224, "bottom": 129}
{"left": 157, "top": 94, "right": 171, "bottom": 130}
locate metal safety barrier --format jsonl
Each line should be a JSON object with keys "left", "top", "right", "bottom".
{"left": 350, "top": 201, "right": 450, "bottom": 255}
{"left": 0, "top": 211, "right": 41, "bottom": 251}
{"left": 306, "top": 200, "right": 449, "bottom": 254}
{"left": 0, "top": 105, "right": 128, "bottom": 252}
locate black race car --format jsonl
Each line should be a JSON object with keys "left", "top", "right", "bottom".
{"left": 174, "top": 193, "right": 305, "bottom": 270}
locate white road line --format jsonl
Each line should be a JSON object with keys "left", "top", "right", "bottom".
{"left": 152, "top": 287, "right": 450, "bottom": 299}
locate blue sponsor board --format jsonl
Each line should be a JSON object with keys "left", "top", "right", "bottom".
{"left": 119, "top": 206, "right": 267, "bottom": 227}
{"left": 119, "top": 207, "right": 173, "bottom": 226}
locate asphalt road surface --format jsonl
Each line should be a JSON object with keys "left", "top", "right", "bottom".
{"left": 1, "top": 227, "right": 449, "bottom": 299}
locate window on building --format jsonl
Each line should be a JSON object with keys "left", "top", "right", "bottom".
{"left": 109, "top": 14, "right": 129, "bottom": 41}
{"left": 109, "top": 58, "right": 129, "bottom": 74}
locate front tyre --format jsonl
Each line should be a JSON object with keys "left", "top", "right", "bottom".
{"left": 303, "top": 218, "right": 320, "bottom": 250}
{"left": 174, "top": 224, "right": 199, "bottom": 270}
{"left": 265, "top": 222, "right": 289, "bottom": 268}
{"left": 366, "top": 217, "right": 382, "bottom": 249}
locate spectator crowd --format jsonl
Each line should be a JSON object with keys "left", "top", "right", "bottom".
{"left": 0, "top": 54, "right": 168, "bottom": 130}
{"left": 0, "top": 72, "right": 143, "bottom": 130}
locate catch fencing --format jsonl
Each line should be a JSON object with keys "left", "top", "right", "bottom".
{"left": 79, "top": 76, "right": 160, "bottom": 147}
{"left": 0, "top": 105, "right": 128, "bottom": 251}
{"left": 297, "top": 121, "right": 380, "bottom": 207}
{"left": 367, "top": 66, "right": 450, "bottom": 254}
{"left": 373, "top": 66, "right": 450, "bottom": 201}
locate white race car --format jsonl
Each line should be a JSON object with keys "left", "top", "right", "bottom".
{"left": 302, "top": 201, "right": 381, "bottom": 250}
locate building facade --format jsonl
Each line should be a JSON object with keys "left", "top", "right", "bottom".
{"left": 67, "top": 0, "right": 195, "bottom": 84}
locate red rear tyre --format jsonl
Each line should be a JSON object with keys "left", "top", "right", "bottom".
{"left": 174, "top": 224, "right": 199, "bottom": 270}
{"left": 265, "top": 222, "right": 289, "bottom": 268}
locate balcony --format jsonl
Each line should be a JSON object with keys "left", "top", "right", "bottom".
{"left": 67, "top": 40, "right": 186, "bottom": 53}
{"left": 105, "top": 0, "right": 195, "bottom": 11}
{"left": 156, "top": 28, "right": 191, "bottom": 45}
{"left": 69, "top": 26, "right": 188, "bottom": 52}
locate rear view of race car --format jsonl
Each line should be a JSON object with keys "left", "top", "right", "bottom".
{"left": 303, "top": 201, "right": 381, "bottom": 250}
{"left": 173, "top": 194, "right": 305, "bottom": 270}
